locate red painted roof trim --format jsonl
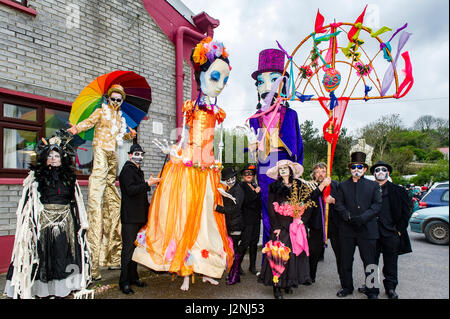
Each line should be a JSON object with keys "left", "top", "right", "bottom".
{"left": 0, "top": 0, "right": 37, "bottom": 17}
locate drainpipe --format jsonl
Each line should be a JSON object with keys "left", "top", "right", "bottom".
{"left": 175, "top": 26, "right": 206, "bottom": 139}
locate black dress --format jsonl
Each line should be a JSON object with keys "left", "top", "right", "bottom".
{"left": 258, "top": 179, "right": 312, "bottom": 288}
{"left": 5, "top": 175, "right": 84, "bottom": 298}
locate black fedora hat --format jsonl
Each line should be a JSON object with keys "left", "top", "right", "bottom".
{"left": 240, "top": 163, "right": 257, "bottom": 174}
{"left": 128, "top": 143, "right": 145, "bottom": 154}
{"left": 221, "top": 167, "right": 238, "bottom": 181}
{"left": 370, "top": 160, "right": 393, "bottom": 174}
{"left": 348, "top": 151, "right": 369, "bottom": 169}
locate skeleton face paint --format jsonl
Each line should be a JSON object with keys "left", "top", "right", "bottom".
{"left": 350, "top": 164, "right": 365, "bottom": 178}
{"left": 131, "top": 151, "right": 144, "bottom": 166}
{"left": 109, "top": 92, "right": 124, "bottom": 109}
{"left": 200, "top": 59, "right": 230, "bottom": 98}
{"left": 279, "top": 165, "right": 290, "bottom": 178}
{"left": 47, "top": 150, "right": 61, "bottom": 167}
{"left": 225, "top": 176, "right": 236, "bottom": 188}
{"left": 374, "top": 166, "right": 389, "bottom": 181}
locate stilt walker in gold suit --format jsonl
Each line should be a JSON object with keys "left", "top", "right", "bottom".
{"left": 68, "top": 84, "right": 136, "bottom": 280}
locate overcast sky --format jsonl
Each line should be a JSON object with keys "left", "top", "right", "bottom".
{"left": 181, "top": 0, "right": 449, "bottom": 135}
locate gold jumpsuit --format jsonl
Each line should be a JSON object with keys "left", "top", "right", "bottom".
{"left": 75, "top": 103, "right": 133, "bottom": 278}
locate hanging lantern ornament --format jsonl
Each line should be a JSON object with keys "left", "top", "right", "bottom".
{"left": 323, "top": 68, "right": 341, "bottom": 92}
{"left": 322, "top": 68, "right": 341, "bottom": 109}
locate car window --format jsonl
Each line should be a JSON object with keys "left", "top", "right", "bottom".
{"left": 441, "top": 190, "right": 449, "bottom": 202}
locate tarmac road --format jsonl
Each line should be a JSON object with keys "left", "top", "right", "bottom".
{"left": 1, "top": 228, "right": 448, "bottom": 300}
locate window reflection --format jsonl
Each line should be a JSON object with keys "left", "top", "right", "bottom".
{"left": 4, "top": 103, "right": 37, "bottom": 122}
{"left": 3, "top": 128, "right": 37, "bottom": 169}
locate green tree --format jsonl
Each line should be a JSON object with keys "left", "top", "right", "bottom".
{"left": 410, "top": 160, "right": 449, "bottom": 185}
{"left": 359, "top": 113, "right": 404, "bottom": 160}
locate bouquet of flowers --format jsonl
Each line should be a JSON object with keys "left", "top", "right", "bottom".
{"left": 262, "top": 239, "right": 291, "bottom": 285}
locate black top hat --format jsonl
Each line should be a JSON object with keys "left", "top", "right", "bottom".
{"left": 221, "top": 167, "right": 238, "bottom": 181}
{"left": 128, "top": 143, "right": 145, "bottom": 154}
{"left": 370, "top": 160, "right": 393, "bottom": 175}
{"left": 240, "top": 163, "right": 257, "bottom": 174}
{"left": 348, "top": 151, "right": 368, "bottom": 169}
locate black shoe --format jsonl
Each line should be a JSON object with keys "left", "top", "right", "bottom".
{"left": 120, "top": 285, "right": 134, "bottom": 295}
{"left": 386, "top": 289, "right": 398, "bottom": 299}
{"left": 248, "top": 266, "right": 257, "bottom": 275}
{"left": 336, "top": 288, "right": 353, "bottom": 297}
{"left": 131, "top": 279, "right": 147, "bottom": 288}
{"left": 273, "top": 287, "right": 283, "bottom": 299}
{"left": 284, "top": 287, "right": 293, "bottom": 294}
{"left": 358, "top": 285, "right": 369, "bottom": 294}
{"left": 367, "top": 294, "right": 378, "bottom": 299}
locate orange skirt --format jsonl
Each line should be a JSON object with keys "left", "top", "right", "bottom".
{"left": 132, "top": 160, "right": 233, "bottom": 278}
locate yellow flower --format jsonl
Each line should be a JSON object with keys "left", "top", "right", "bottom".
{"left": 273, "top": 275, "right": 279, "bottom": 284}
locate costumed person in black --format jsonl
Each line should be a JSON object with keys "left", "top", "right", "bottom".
{"left": 215, "top": 167, "right": 244, "bottom": 285}
{"left": 4, "top": 130, "right": 92, "bottom": 299}
{"left": 335, "top": 152, "right": 382, "bottom": 299}
{"left": 118, "top": 143, "right": 160, "bottom": 294}
{"left": 258, "top": 160, "right": 313, "bottom": 299}
{"left": 306, "top": 162, "right": 333, "bottom": 283}
{"left": 359, "top": 161, "right": 412, "bottom": 299}
{"left": 239, "top": 164, "right": 262, "bottom": 275}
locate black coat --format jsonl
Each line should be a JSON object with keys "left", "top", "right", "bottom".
{"left": 216, "top": 183, "right": 245, "bottom": 232}
{"left": 119, "top": 161, "right": 150, "bottom": 224}
{"left": 307, "top": 180, "right": 340, "bottom": 237}
{"left": 240, "top": 181, "right": 262, "bottom": 225}
{"left": 382, "top": 181, "right": 413, "bottom": 255}
{"left": 335, "top": 176, "right": 382, "bottom": 240}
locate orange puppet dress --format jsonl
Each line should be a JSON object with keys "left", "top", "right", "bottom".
{"left": 132, "top": 101, "right": 233, "bottom": 278}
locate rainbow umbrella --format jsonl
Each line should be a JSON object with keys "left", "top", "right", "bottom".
{"left": 69, "top": 70, "right": 152, "bottom": 141}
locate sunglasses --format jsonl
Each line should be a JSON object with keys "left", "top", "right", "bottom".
{"left": 351, "top": 164, "right": 364, "bottom": 170}
{"left": 243, "top": 171, "right": 255, "bottom": 176}
{"left": 110, "top": 97, "right": 122, "bottom": 102}
{"left": 374, "top": 167, "right": 388, "bottom": 173}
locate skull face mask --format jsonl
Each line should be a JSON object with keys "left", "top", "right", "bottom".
{"left": 374, "top": 166, "right": 389, "bottom": 181}
{"left": 225, "top": 176, "right": 236, "bottom": 188}
{"left": 131, "top": 151, "right": 144, "bottom": 166}
{"left": 350, "top": 164, "right": 365, "bottom": 178}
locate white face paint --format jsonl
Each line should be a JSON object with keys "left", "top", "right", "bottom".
{"left": 374, "top": 166, "right": 389, "bottom": 181}
{"left": 256, "top": 72, "right": 282, "bottom": 97}
{"left": 200, "top": 59, "right": 230, "bottom": 98}
{"left": 109, "top": 92, "right": 124, "bottom": 109}
{"left": 47, "top": 150, "right": 61, "bottom": 167}
{"left": 130, "top": 151, "right": 144, "bottom": 166}
{"left": 279, "top": 165, "right": 290, "bottom": 178}
{"left": 350, "top": 164, "right": 366, "bottom": 178}
{"left": 226, "top": 176, "right": 236, "bottom": 188}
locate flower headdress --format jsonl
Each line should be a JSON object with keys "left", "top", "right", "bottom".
{"left": 192, "top": 37, "right": 229, "bottom": 70}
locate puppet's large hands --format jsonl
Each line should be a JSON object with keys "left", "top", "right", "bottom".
{"left": 152, "top": 139, "right": 182, "bottom": 159}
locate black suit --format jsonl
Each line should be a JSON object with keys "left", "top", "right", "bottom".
{"left": 376, "top": 181, "right": 413, "bottom": 291}
{"left": 335, "top": 176, "right": 382, "bottom": 296}
{"left": 118, "top": 161, "right": 151, "bottom": 288}
{"left": 327, "top": 181, "right": 342, "bottom": 281}
{"left": 216, "top": 183, "right": 245, "bottom": 250}
{"left": 239, "top": 182, "right": 262, "bottom": 269}
{"left": 307, "top": 180, "right": 342, "bottom": 282}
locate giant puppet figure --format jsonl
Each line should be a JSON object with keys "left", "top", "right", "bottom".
{"left": 248, "top": 49, "right": 304, "bottom": 247}
{"left": 132, "top": 37, "right": 233, "bottom": 291}
{"left": 68, "top": 84, "right": 136, "bottom": 280}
